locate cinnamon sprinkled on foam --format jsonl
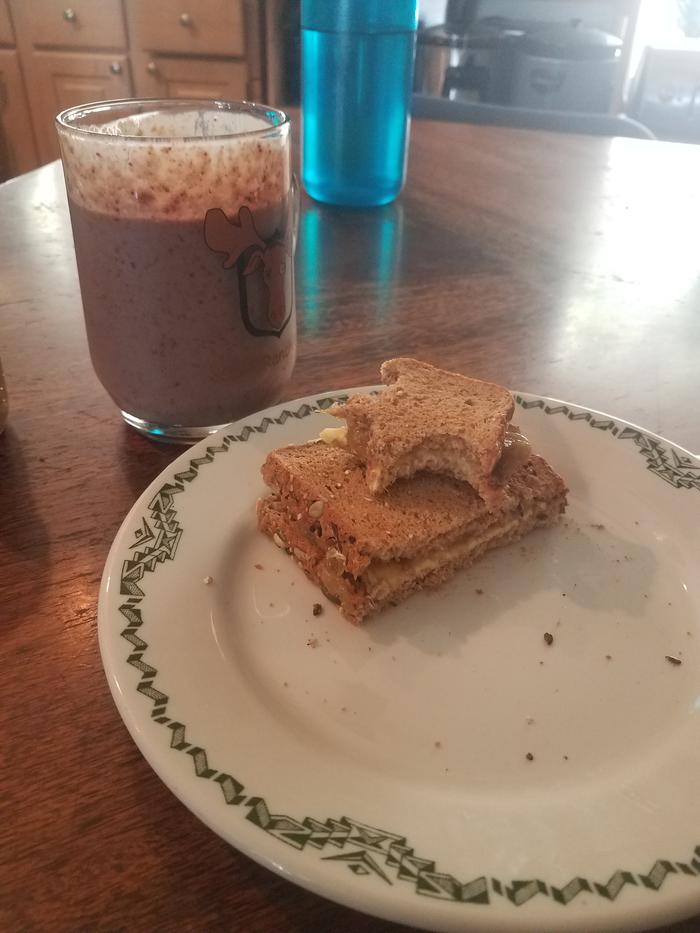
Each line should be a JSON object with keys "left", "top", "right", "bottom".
{"left": 60, "top": 109, "right": 289, "bottom": 221}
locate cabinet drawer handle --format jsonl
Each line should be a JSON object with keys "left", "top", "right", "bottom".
{"left": 147, "top": 61, "right": 158, "bottom": 75}
{"left": 179, "top": 12, "right": 192, "bottom": 26}
{"left": 63, "top": 7, "right": 77, "bottom": 22}
{"left": 110, "top": 62, "right": 122, "bottom": 75}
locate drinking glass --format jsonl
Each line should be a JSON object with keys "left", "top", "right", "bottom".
{"left": 57, "top": 99, "right": 297, "bottom": 443}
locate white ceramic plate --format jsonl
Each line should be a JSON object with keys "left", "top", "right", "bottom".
{"left": 99, "top": 389, "right": 700, "bottom": 933}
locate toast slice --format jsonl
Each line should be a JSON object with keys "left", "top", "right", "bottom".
{"left": 325, "top": 359, "right": 531, "bottom": 500}
{"left": 257, "top": 441, "right": 567, "bottom": 624}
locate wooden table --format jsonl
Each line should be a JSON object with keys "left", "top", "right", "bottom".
{"left": 1, "top": 121, "right": 699, "bottom": 933}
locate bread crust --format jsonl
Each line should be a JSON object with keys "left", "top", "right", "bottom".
{"left": 329, "top": 358, "right": 517, "bottom": 497}
{"left": 258, "top": 441, "right": 567, "bottom": 623}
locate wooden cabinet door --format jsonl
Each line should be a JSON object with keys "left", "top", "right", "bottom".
{"left": 0, "top": 49, "right": 38, "bottom": 177}
{"left": 30, "top": 50, "right": 131, "bottom": 162}
{"left": 0, "top": 0, "right": 15, "bottom": 45}
{"left": 14, "top": 0, "right": 127, "bottom": 51}
{"left": 133, "top": 54, "right": 247, "bottom": 101}
{"left": 126, "top": 0, "right": 244, "bottom": 58}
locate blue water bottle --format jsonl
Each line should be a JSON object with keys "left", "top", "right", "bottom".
{"left": 301, "top": 0, "right": 418, "bottom": 207}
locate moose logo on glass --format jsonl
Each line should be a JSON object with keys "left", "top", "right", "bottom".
{"left": 204, "top": 205, "right": 293, "bottom": 338}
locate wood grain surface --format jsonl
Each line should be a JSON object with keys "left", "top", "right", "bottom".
{"left": 1, "top": 119, "right": 699, "bottom": 933}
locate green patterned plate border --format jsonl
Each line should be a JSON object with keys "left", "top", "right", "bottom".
{"left": 103, "top": 390, "right": 700, "bottom": 928}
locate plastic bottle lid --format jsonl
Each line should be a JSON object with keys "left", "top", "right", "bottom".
{"left": 301, "top": 0, "right": 418, "bottom": 33}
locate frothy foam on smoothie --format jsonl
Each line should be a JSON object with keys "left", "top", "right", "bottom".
{"left": 60, "top": 108, "right": 289, "bottom": 222}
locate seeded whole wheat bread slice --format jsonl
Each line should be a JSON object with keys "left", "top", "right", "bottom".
{"left": 327, "top": 358, "right": 527, "bottom": 499}
{"left": 258, "top": 441, "right": 568, "bottom": 624}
